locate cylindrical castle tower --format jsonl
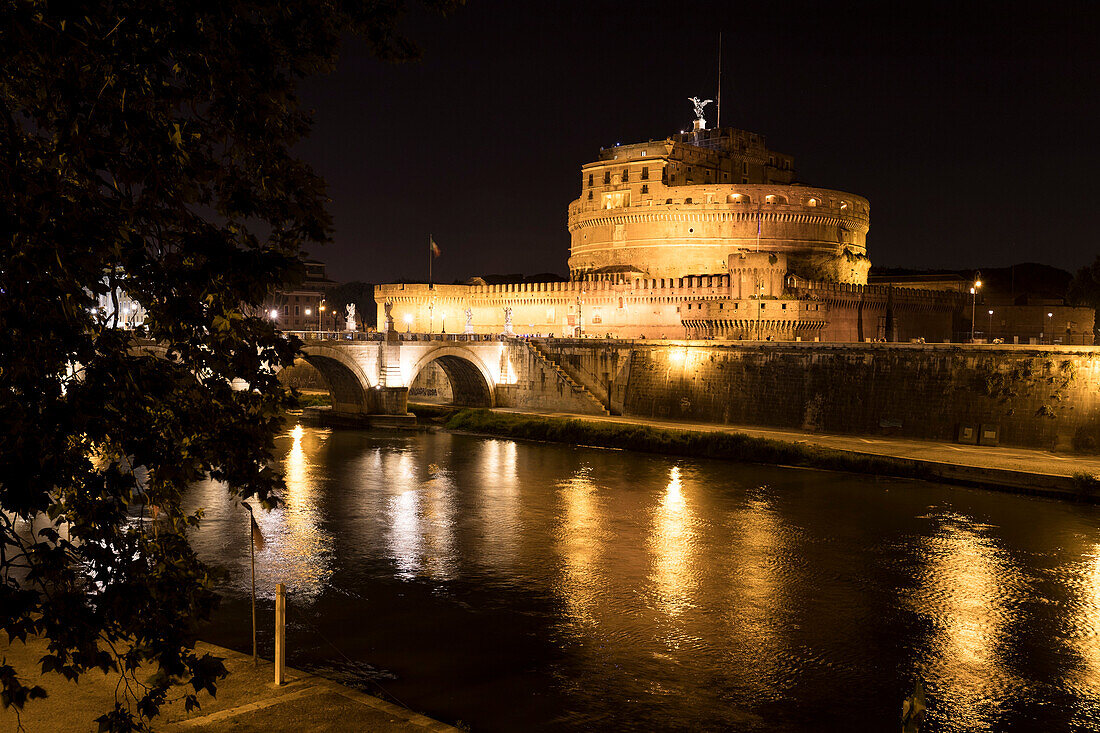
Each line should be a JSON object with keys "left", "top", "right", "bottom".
{"left": 566, "top": 130, "right": 871, "bottom": 284}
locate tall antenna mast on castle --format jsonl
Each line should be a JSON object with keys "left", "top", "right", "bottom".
{"left": 716, "top": 32, "right": 722, "bottom": 129}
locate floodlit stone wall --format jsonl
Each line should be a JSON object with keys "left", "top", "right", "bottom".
{"left": 621, "top": 342, "right": 1100, "bottom": 451}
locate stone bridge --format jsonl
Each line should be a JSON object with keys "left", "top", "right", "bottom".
{"left": 292, "top": 333, "right": 515, "bottom": 415}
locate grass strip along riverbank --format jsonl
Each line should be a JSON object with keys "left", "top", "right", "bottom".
{"left": 414, "top": 406, "right": 1100, "bottom": 502}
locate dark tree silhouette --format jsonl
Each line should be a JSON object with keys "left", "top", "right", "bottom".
{"left": 0, "top": 1, "right": 457, "bottom": 729}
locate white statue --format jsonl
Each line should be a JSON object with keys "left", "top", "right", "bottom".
{"left": 464, "top": 307, "right": 474, "bottom": 335}
{"left": 689, "top": 96, "right": 713, "bottom": 121}
{"left": 503, "top": 306, "right": 513, "bottom": 335}
{"left": 383, "top": 301, "right": 394, "bottom": 332}
{"left": 345, "top": 302, "right": 357, "bottom": 332}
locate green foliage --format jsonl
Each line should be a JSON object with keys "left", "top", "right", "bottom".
{"left": 1067, "top": 255, "right": 1100, "bottom": 334}
{"left": 1072, "top": 471, "right": 1100, "bottom": 497}
{"left": 295, "top": 392, "right": 332, "bottom": 408}
{"left": 444, "top": 409, "right": 934, "bottom": 480}
{"left": 1, "top": 1, "right": 457, "bottom": 729}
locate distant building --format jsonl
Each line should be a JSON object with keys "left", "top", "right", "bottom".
{"left": 268, "top": 260, "right": 338, "bottom": 331}
{"left": 374, "top": 117, "right": 1086, "bottom": 343}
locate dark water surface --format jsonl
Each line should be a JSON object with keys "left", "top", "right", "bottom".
{"left": 188, "top": 425, "right": 1100, "bottom": 732}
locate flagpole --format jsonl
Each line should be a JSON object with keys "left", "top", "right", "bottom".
{"left": 245, "top": 504, "right": 257, "bottom": 666}
{"left": 716, "top": 32, "right": 722, "bottom": 129}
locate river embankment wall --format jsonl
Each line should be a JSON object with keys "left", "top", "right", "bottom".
{"left": 534, "top": 340, "right": 1100, "bottom": 451}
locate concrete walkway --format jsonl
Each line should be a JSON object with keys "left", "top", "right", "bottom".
{"left": 490, "top": 408, "right": 1100, "bottom": 496}
{"left": 0, "top": 637, "right": 456, "bottom": 733}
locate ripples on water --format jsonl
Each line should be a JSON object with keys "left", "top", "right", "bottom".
{"left": 187, "top": 425, "right": 1100, "bottom": 732}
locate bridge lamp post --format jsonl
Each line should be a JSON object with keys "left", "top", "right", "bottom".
{"left": 404, "top": 313, "right": 412, "bottom": 333}
{"left": 987, "top": 309, "right": 993, "bottom": 340}
{"left": 442, "top": 311, "right": 447, "bottom": 334}
{"left": 1047, "top": 311, "right": 1053, "bottom": 344}
{"left": 269, "top": 309, "right": 278, "bottom": 321}
{"left": 969, "top": 275, "right": 982, "bottom": 342}
{"left": 318, "top": 300, "right": 325, "bottom": 332}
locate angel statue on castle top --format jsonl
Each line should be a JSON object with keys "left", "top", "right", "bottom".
{"left": 689, "top": 96, "right": 713, "bottom": 121}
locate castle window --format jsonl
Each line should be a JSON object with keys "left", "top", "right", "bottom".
{"left": 622, "top": 168, "right": 629, "bottom": 182}
{"left": 641, "top": 150, "right": 647, "bottom": 156}
{"left": 641, "top": 184, "right": 648, "bottom": 194}
{"left": 588, "top": 191, "right": 593, "bottom": 200}
{"left": 641, "top": 166, "right": 649, "bottom": 180}
{"left": 765, "top": 194, "right": 788, "bottom": 205}
{"left": 684, "top": 198, "right": 693, "bottom": 204}
{"left": 618, "top": 297, "right": 624, "bottom": 309}
{"left": 603, "top": 171, "right": 611, "bottom": 184}
{"left": 840, "top": 201, "right": 849, "bottom": 210}
{"left": 666, "top": 198, "right": 673, "bottom": 204}
{"left": 807, "top": 198, "right": 817, "bottom": 207}
{"left": 588, "top": 174, "right": 593, "bottom": 186}
{"left": 742, "top": 162, "right": 748, "bottom": 174}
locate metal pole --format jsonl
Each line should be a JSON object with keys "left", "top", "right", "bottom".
{"left": 970, "top": 289, "right": 976, "bottom": 342}
{"left": 246, "top": 505, "right": 257, "bottom": 666}
{"left": 275, "top": 583, "right": 286, "bottom": 685}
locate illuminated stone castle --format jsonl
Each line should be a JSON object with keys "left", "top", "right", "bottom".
{"left": 568, "top": 127, "right": 869, "bottom": 285}
{"left": 376, "top": 119, "right": 958, "bottom": 342}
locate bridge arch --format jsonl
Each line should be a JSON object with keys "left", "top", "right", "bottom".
{"left": 300, "top": 343, "right": 373, "bottom": 414}
{"left": 408, "top": 346, "right": 495, "bottom": 408}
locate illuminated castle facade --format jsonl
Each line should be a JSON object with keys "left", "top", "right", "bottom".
{"left": 568, "top": 127, "right": 870, "bottom": 285}
{"left": 376, "top": 121, "right": 959, "bottom": 343}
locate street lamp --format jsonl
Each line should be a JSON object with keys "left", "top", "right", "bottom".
{"left": 269, "top": 309, "right": 278, "bottom": 320}
{"left": 442, "top": 311, "right": 447, "bottom": 334}
{"left": 1047, "top": 311, "right": 1053, "bottom": 344}
{"left": 969, "top": 274, "right": 982, "bottom": 342}
{"left": 404, "top": 313, "right": 412, "bottom": 333}
{"left": 987, "top": 309, "right": 993, "bottom": 340}
{"left": 318, "top": 300, "right": 325, "bottom": 332}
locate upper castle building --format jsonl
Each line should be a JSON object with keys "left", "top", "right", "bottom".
{"left": 568, "top": 126, "right": 871, "bottom": 285}
{"left": 375, "top": 114, "right": 966, "bottom": 343}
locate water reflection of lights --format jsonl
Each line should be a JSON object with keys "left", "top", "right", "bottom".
{"left": 1063, "top": 545, "right": 1100, "bottom": 712}
{"left": 252, "top": 424, "right": 334, "bottom": 601}
{"left": 476, "top": 440, "right": 520, "bottom": 570}
{"left": 384, "top": 453, "right": 457, "bottom": 582}
{"left": 557, "top": 465, "right": 605, "bottom": 627}
{"left": 650, "top": 466, "right": 696, "bottom": 618}
{"left": 909, "top": 513, "right": 1027, "bottom": 729}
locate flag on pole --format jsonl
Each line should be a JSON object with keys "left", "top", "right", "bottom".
{"left": 251, "top": 513, "right": 265, "bottom": 552}
{"left": 430, "top": 237, "right": 441, "bottom": 258}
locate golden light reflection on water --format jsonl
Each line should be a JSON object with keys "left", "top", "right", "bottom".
{"left": 557, "top": 465, "right": 605, "bottom": 627}
{"left": 383, "top": 452, "right": 457, "bottom": 581}
{"left": 909, "top": 513, "right": 1026, "bottom": 728}
{"left": 649, "top": 466, "right": 696, "bottom": 618}
{"left": 252, "top": 424, "right": 334, "bottom": 600}
{"left": 476, "top": 440, "right": 519, "bottom": 570}
{"left": 1064, "top": 546, "right": 1100, "bottom": 705}
{"left": 723, "top": 493, "right": 788, "bottom": 698}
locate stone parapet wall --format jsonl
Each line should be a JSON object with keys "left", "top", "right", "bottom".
{"left": 619, "top": 342, "right": 1100, "bottom": 451}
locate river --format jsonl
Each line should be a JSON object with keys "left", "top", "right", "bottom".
{"left": 188, "top": 424, "right": 1100, "bottom": 731}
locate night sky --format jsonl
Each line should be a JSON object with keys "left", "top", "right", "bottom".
{"left": 295, "top": 1, "right": 1100, "bottom": 284}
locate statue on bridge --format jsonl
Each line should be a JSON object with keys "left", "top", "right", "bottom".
{"left": 345, "top": 302, "right": 357, "bottom": 332}
{"left": 503, "top": 306, "right": 513, "bottom": 336}
{"left": 383, "top": 301, "right": 394, "bottom": 333}
{"left": 464, "top": 307, "right": 474, "bottom": 335}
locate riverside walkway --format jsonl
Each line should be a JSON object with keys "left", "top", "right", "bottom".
{"left": 0, "top": 637, "right": 456, "bottom": 733}
{"left": 489, "top": 408, "right": 1100, "bottom": 497}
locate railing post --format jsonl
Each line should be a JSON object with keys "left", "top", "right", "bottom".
{"left": 274, "top": 583, "right": 286, "bottom": 685}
